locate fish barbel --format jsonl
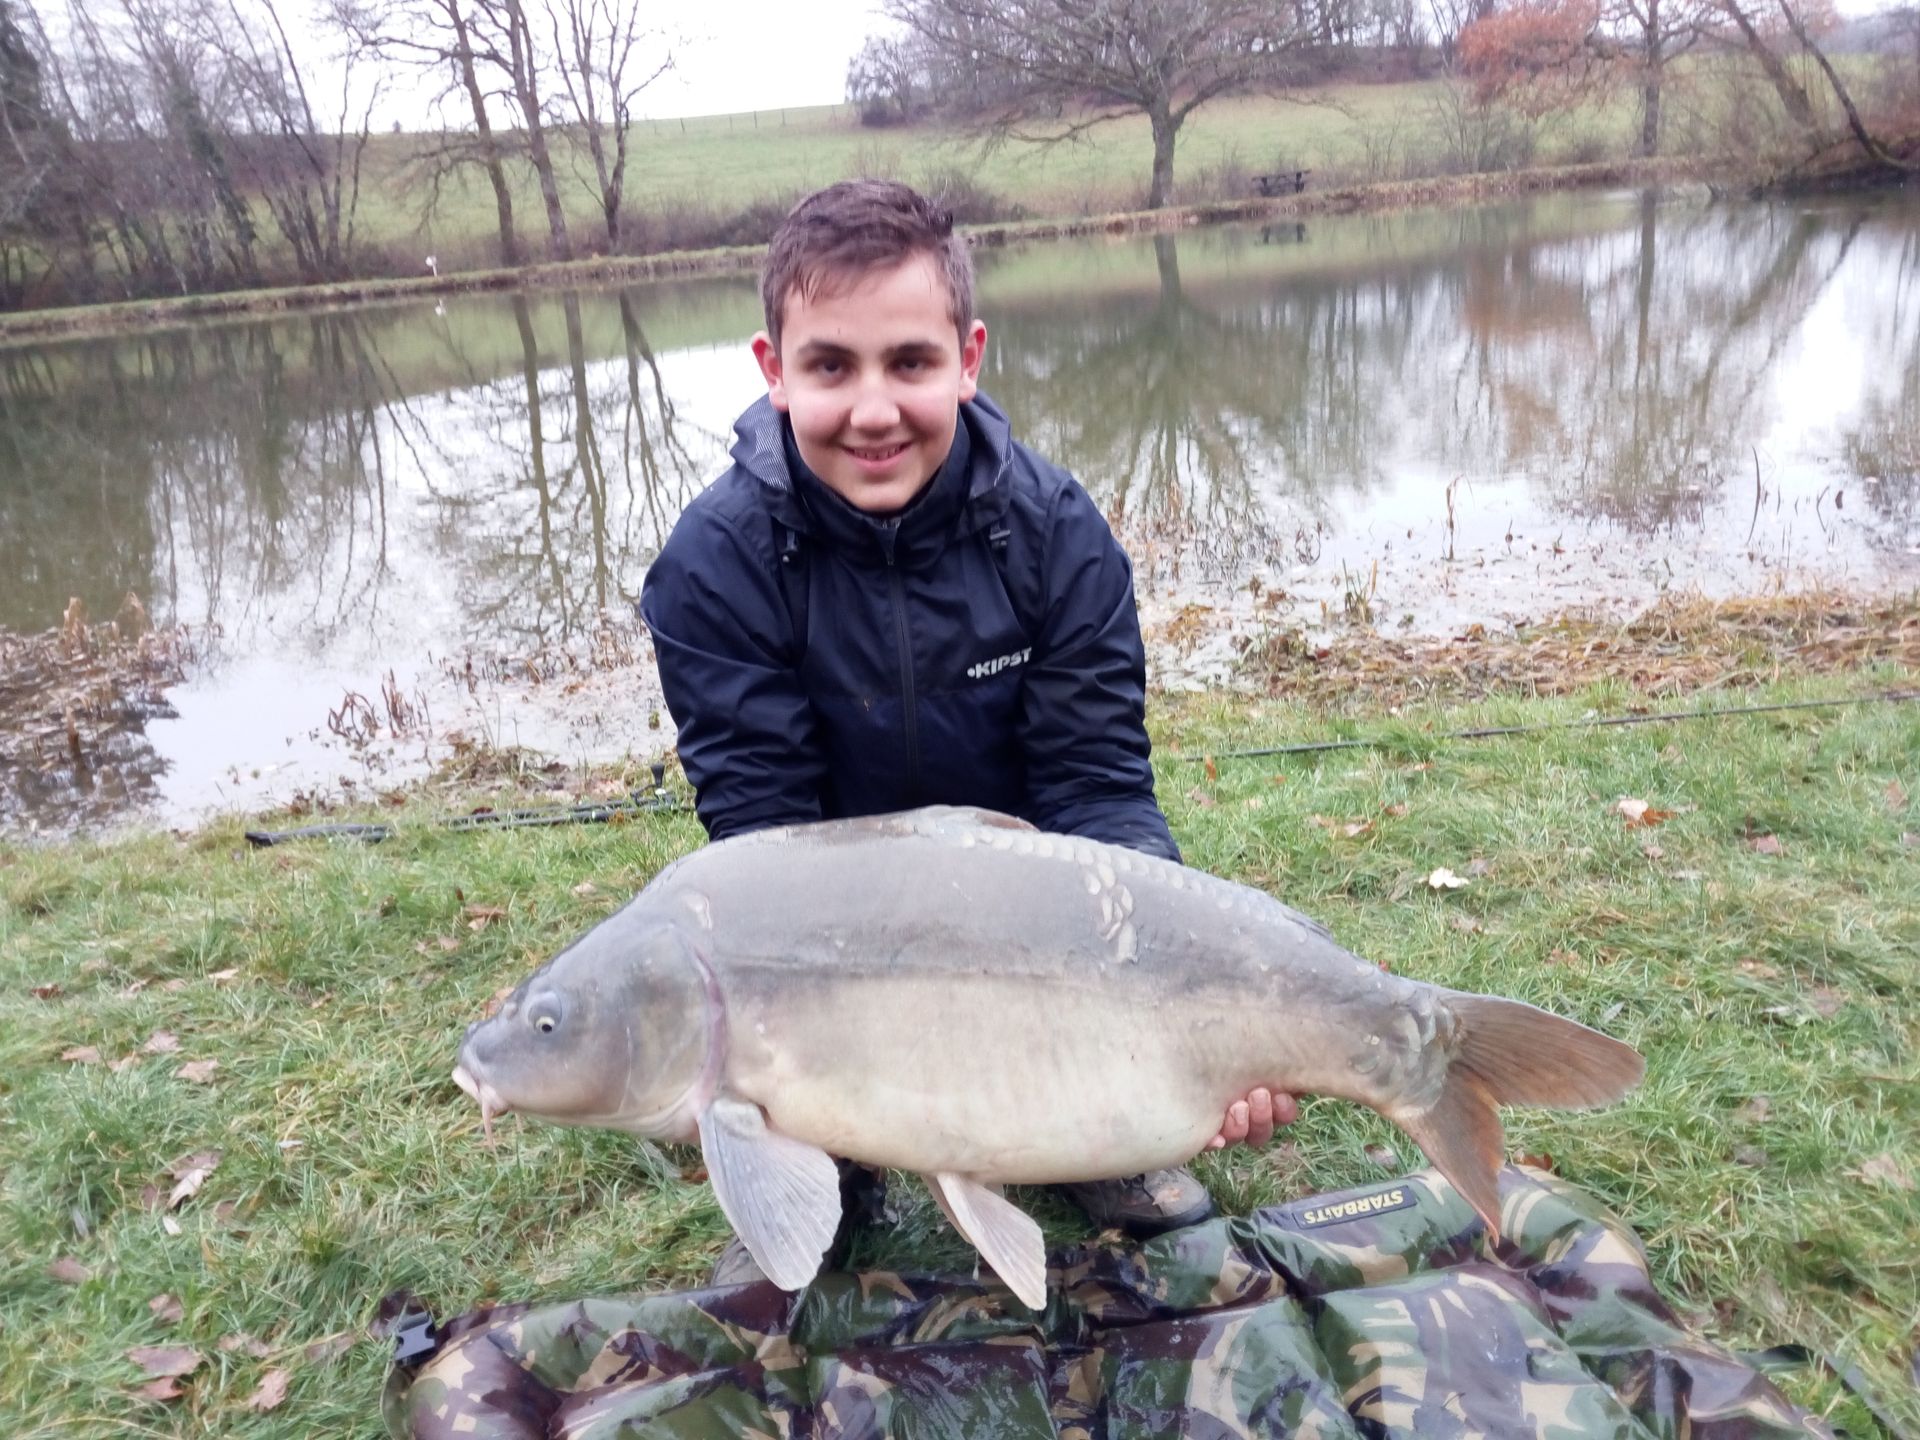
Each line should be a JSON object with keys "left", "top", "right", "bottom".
{"left": 453, "top": 806, "right": 1643, "bottom": 1308}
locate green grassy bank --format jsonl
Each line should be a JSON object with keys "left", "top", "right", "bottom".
{"left": 2, "top": 668, "right": 1916, "bottom": 1434}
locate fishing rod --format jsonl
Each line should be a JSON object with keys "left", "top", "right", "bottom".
{"left": 243, "top": 763, "right": 685, "bottom": 847}
{"left": 1183, "top": 689, "right": 1920, "bottom": 762}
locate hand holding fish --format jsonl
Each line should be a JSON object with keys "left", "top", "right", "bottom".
{"left": 1209, "top": 1086, "right": 1299, "bottom": 1150}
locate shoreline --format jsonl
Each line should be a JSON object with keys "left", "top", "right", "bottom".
{"left": 0, "top": 156, "right": 1716, "bottom": 347}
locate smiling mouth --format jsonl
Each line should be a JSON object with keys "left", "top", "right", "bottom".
{"left": 847, "top": 442, "right": 910, "bottom": 464}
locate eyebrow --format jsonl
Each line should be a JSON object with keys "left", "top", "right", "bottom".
{"left": 795, "top": 339, "right": 943, "bottom": 362}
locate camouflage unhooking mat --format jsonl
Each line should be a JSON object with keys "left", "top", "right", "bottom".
{"left": 382, "top": 1165, "right": 1834, "bottom": 1439}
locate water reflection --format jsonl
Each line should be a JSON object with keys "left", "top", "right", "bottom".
{"left": 0, "top": 192, "right": 1915, "bottom": 833}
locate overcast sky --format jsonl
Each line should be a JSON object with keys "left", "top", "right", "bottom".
{"left": 342, "top": 0, "right": 1899, "bottom": 128}
{"left": 635, "top": 0, "right": 886, "bottom": 119}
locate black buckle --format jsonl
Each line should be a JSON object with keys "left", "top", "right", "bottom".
{"left": 391, "top": 1310, "right": 441, "bottom": 1368}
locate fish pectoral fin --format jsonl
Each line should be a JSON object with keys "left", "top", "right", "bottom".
{"left": 927, "top": 1172, "right": 1048, "bottom": 1311}
{"left": 696, "top": 1098, "right": 841, "bottom": 1293}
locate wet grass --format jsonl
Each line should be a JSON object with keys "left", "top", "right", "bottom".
{"left": 2, "top": 669, "right": 1916, "bottom": 1434}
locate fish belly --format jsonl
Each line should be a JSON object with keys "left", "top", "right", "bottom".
{"left": 668, "top": 810, "right": 1418, "bottom": 1183}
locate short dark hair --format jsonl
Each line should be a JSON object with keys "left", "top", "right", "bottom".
{"left": 760, "top": 179, "right": 975, "bottom": 350}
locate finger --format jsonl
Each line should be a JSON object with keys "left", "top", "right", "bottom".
{"left": 1246, "top": 1088, "right": 1275, "bottom": 1148}
{"left": 1271, "top": 1091, "right": 1301, "bottom": 1126}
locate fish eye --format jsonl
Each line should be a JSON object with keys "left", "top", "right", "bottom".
{"left": 528, "top": 995, "right": 564, "bottom": 1034}
{"left": 536, "top": 1016, "right": 556, "bottom": 1033}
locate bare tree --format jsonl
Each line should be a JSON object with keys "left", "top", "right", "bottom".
{"left": 846, "top": 34, "right": 926, "bottom": 125}
{"left": 471, "top": 0, "right": 569, "bottom": 258}
{"left": 214, "top": 0, "right": 380, "bottom": 282}
{"left": 884, "top": 0, "right": 1319, "bottom": 208}
{"left": 546, "top": 0, "right": 670, "bottom": 248}
{"left": 335, "top": 0, "right": 525, "bottom": 265}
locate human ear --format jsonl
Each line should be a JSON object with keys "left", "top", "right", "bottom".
{"left": 751, "top": 332, "right": 788, "bottom": 412}
{"left": 957, "top": 320, "right": 987, "bottom": 404}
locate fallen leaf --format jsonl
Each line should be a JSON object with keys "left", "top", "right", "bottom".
{"left": 219, "top": 1333, "right": 272, "bottom": 1358}
{"left": 1450, "top": 914, "right": 1483, "bottom": 933}
{"left": 1466, "top": 857, "right": 1492, "bottom": 877}
{"left": 1382, "top": 803, "right": 1409, "bottom": 818}
{"left": 1886, "top": 779, "right": 1909, "bottom": 813}
{"left": 1242, "top": 796, "right": 1264, "bottom": 810}
{"left": 463, "top": 904, "right": 508, "bottom": 930}
{"left": 1203, "top": 755, "right": 1218, "bottom": 782}
{"left": 60, "top": 1045, "right": 101, "bottom": 1064}
{"left": 133, "top": 1378, "right": 184, "bottom": 1401}
{"left": 167, "top": 1152, "right": 220, "bottom": 1208}
{"left": 1641, "top": 842, "right": 1665, "bottom": 859}
{"left": 48, "top": 1257, "right": 92, "bottom": 1284}
{"left": 305, "top": 1333, "right": 353, "bottom": 1365}
{"left": 436, "top": 936, "right": 461, "bottom": 953}
{"left": 206, "top": 968, "right": 240, "bottom": 983}
{"left": 1184, "top": 787, "right": 1217, "bottom": 809}
{"left": 175, "top": 1060, "right": 219, "bottom": 1085}
{"left": 571, "top": 881, "right": 598, "bottom": 897}
{"left": 161, "top": 1215, "right": 182, "bottom": 1236}
{"left": 1806, "top": 987, "right": 1846, "bottom": 1018}
{"left": 141, "top": 1031, "right": 180, "bottom": 1055}
{"left": 244, "top": 1368, "right": 292, "bottom": 1412}
{"left": 1426, "top": 867, "right": 1469, "bottom": 890}
{"left": 1267, "top": 773, "right": 1287, "bottom": 786}
{"left": 159, "top": 979, "right": 187, "bottom": 993}
{"left": 1748, "top": 834, "right": 1785, "bottom": 856}
{"left": 1737, "top": 957, "right": 1782, "bottom": 979}
{"left": 1733, "top": 1145, "right": 1770, "bottom": 1168}
{"left": 1546, "top": 948, "right": 1580, "bottom": 966}
{"left": 1362, "top": 1142, "right": 1401, "bottom": 1171}
{"left": 31, "top": 982, "right": 62, "bottom": 999}
{"left": 1614, "top": 797, "right": 1674, "bottom": 827}
{"left": 148, "top": 1293, "right": 184, "bottom": 1324}
{"left": 1850, "top": 1154, "right": 1913, "bottom": 1191}
{"left": 480, "top": 984, "right": 515, "bottom": 1019}
{"left": 127, "top": 1345, "right": 201, "bottom": 1378}
{"left": 1513, "top": 1152, "right": 1555, "bottom": 1173}
{"left": 277, "top": 1138, "right": 304, "bottom": 1152}
{"left": 1733, "top": 1095, "right": 1772, "bottom": 1124}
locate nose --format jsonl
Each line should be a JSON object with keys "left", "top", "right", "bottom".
{"left": 848, "top": 375, "right": 900, "bottom": 433}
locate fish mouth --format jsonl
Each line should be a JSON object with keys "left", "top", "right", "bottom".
{"left": 452, "top": 1062, "right": 511, "bottom": 1143}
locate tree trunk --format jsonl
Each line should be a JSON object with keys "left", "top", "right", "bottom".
{"left": 1718, "top": 0, "right": 1816, "bottom": 128}
{"left": 1639, "top": 0, "right": 1662, "bottom": 157}
{"left": 499, "top": 0, "right": 571, "bottom": 260}
{"left": 449, "top": 1, "right": 520, "bottom": 266}
{"left": 1146, "top": 106, "right": 1177, "bottom": 209}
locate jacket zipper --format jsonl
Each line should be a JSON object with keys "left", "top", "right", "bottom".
{"left": 883, "top": 547, "right": 920, "bottom": 801}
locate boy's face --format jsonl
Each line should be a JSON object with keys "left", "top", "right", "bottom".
{"left": 752, "top": 253, "right": 988, "bottom": 515}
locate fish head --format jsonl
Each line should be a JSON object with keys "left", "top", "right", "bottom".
{"left": 454, "top": 917, "right": 715, "bottom": 1141}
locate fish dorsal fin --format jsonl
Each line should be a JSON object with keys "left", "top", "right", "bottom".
{"left": 927, "top": 1172, "right": 1048, "bottom": 1310}
{"left": 696, "top": 1098, "right": 841, "bottom": 1292}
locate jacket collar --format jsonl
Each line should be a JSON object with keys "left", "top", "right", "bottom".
{"left": 729, "top": 391, "right": 1015, "bottom": 567}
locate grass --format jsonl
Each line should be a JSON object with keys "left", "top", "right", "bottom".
{"left": 2, "top": 668, "right": 1916, "bottom": 1435}
{"left": 356, "top": 83, "right": 1633, "bottom": 258}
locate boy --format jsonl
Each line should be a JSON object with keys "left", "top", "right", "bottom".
{"left": 640, "top": 180, "right": 1289, "bottom": 1285}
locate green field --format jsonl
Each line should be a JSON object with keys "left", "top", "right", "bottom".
{"left": 2, "top": 660, "right": 1916, "bottom": 1434}
{"left": 364, "top": 82, "right": 1638, "bottom": 269}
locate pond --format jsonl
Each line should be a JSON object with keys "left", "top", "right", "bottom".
{"left": 2, "top": 188, "right": 1916, "bottom": 836}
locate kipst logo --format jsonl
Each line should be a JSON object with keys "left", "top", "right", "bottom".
{"left": 967, "top": 648, "right": 1031, "bottom": 680}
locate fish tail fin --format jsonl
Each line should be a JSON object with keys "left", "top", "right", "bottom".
{"left": 1399, "top": 994, "right": 1645, "bottom": 1240}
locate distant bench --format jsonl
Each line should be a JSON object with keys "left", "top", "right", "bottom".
{"left": 1253, "top": 170, "right": 1311, "bottom": 196}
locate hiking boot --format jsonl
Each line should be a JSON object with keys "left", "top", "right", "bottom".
{"left": 1055, "top": 1168, "right": 1214, "bottom": 1236}
{"left": 707, "top": 1161, "right": 889, "bottom": 1287}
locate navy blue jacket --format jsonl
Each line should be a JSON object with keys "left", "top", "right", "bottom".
{"left": 639, "top": 391, "right": 1179, "bottom": 862}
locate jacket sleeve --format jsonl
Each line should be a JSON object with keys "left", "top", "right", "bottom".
{"left": 1016, "top": 479, "right": 1182, "bottom": 863}
{"left": 639, "top": 506, "right": 828, "bottom": 841}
